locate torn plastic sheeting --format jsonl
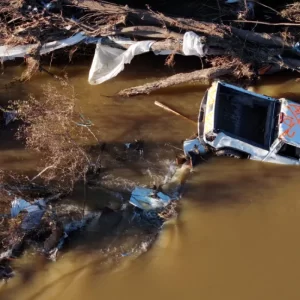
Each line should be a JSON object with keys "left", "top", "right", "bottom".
{"left": 182, "top": 31, "right": 207, "bottom": 57}
{"left": 129, "top": 187, "right": 171, "bottom": 210}
{"left": 0, "top": 32, "right": 86, "bottom": 61}
{"left": 3, "top": 111, "right": 17, "bottom": 126}
{"left": 85, "top": 36, "right": 133, "bottom": 45}
{"left": 40, "top": 33, "right": 86, "bottom": 55}
{"left": 88, "top": 40, "right": 154, "bottom": 85}
{"left": 21, "top": 210, "right": 45, "bottom": 230}
{"left": 89, "top": 31, "right": 206, "bottom": 85}
{"left": 11, "top": 198, "right": 31, "bottom": 217}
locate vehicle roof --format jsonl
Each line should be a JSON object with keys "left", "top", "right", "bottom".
{"left": 279, "top": 99, "right": 300, "bottom": 147}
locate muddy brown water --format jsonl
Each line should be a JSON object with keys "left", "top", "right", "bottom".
{"left": 0, "top": 55, "right": 300, "bottom": 300}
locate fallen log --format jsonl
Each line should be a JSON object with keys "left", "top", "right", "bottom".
{"left": 63, "top": 0, "right": 296, "bottom": 73}
{"left": 65, "top": 0, "right": 226, "bottom": 37}
{"left": 118, "top": 66, "right": 233, "bottom": 97}
{"left": 64, "top": 0, "right": 291, "bottom": 50}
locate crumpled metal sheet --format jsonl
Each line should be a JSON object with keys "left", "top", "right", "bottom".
{"left": 11, "top": 198, "right": 46, "bottom": 230}
{"left": 129, "top": 187, "right": 171, "bottom": 210}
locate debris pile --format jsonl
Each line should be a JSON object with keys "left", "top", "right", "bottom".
{"left": 0, "top": 192, "right": 101, "bottom": 280}
{"left": 0, "top": 1, "right": 299, "bottom": 90}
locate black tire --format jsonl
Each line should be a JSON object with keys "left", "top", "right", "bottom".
{"left": 215, "top": 149, "right": 244, "bottom": 159}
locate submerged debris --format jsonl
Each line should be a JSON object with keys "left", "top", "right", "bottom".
{"left": 11, "top": 198, "right": 46, "bottom": 230}
{"left": 130, "top": 187, "right": 171, "bottom": 210}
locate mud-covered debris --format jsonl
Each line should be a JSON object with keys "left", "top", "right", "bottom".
{"left": 129, "top": 186, "right": 171, "bottom": 210}
{"left": 0, "top": 258, "right": 14, "bottom": 281}
{"left": 3, "top": 111, "right": 16, "bottom": 126}
{"left": 124, "top": 140, "right": 144, "bottom": 156}
{"left": 43, "top": 221, "right": 64, "bottom": 253}
{"left": 157, "top": 200, "right": 178, "bottom": 220}
{"left": 11, "top": 198, "right": 46, "bottom": 230}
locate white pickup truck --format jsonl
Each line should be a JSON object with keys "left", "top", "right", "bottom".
{"left": 184, "top": 81, "right": 300, "bottom": 165}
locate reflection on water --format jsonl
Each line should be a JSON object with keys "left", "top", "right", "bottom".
{"left": 1, "top": 56, "right": 300, "bottom": 300}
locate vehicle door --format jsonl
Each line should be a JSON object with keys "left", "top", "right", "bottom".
{"left": 265, "top": 140, "right": 300, "bottom": 165}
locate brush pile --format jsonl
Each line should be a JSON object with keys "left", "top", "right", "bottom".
{"left": 1, "top": 0, "right": 300, "bottom": 93}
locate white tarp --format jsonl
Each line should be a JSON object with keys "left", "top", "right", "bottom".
{"left": 88, "top": 31, "right": 207, "bottom": 85}
{"left": 88, "top": 40, "right": 154, "bottom": 85}
{"left": 129, "top": 187, "right": 171, "bottom": 210}
{"left": 182, "top": 31, "right": 207, "bottom": 57}
{"left": 0, "top": 32, "right": 86, "bottom": 61}
{"left": 0, "top": 30, "right": 207, "bottom": 85}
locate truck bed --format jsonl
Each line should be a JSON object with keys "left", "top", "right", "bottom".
{"left": 214, "top": 83, "right": 276, "bottom": 149}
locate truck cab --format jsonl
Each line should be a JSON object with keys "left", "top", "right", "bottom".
{"left": 184, "top": 81, "right": 300, "bottom": 165}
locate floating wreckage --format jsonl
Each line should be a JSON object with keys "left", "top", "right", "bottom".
{"left": 130, "top": 187, "right": 171, "bottom": 210}
{"left": 11, "top": 198, "right": 47, "bottom": 231}
{"left": 0, "top": 193, "right": 102, "bottom": 280}
{"left": 130, "top": 159, "right": 192, "bottom": 211}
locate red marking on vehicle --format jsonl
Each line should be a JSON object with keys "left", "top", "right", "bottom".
{"left": 280, "top": 104, "right": 300, "bottom": 139}
{"left": 279, "top": 112, "right": 284, "bottom": 123}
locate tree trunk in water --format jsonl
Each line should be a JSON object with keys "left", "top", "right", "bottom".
{"left": 118, "top": 66, "right": 233, "bottom": 97}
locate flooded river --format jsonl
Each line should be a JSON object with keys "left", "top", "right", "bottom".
{"left": 1, "top": 54, "right": 300, "bottom": 300}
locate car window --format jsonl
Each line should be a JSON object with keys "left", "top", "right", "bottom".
{"left": 277, "top": 143, "right": 300, "bottom": 159}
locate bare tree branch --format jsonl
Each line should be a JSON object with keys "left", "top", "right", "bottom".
{"left": 118, "top": 66, "right": 233, "bottom": 97}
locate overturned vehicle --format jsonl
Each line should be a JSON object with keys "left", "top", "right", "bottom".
{"left": 184, "top": 81, "right": 300, "bottom": 165}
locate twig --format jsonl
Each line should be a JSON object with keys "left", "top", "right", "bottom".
{"left": 39, "top": 66, "right": 60, "bottom": 80}
{"left": 252, "top": 0, "right": 280, "bottom": 16}
{"left": 216, "top": 0, "right": 223, "bottom": 23}
{"left": 7, "top": 16, "right": 22, "bottom": 24}
{"left": 66, "top": 133, "right": 91, "bottom": 165}
{"left": 82, "top": 172, "right": 87, "bottom": 217}
{"left": 154, "top": 101, "right": 197, "bottom": 125}
{"left": 230, "top": 19, "right": 300, "bottom": 26}
{"left": 73, "top": 121, "right": 99, "bottom": 143}
{"left": 31, "top": 165, "right": 56, "bottom": 181}
{"left": 164, "top": 143, "right": 183, "bottom": 151}
{"left": 118, "top": 26, "right": 182, "bottom": 39}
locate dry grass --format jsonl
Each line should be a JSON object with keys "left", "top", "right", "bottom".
{"left": 210, "top": 56, "right": 254, "bottom": 79}
{"left": 281, "top": 2, "right": 300, "bottom": 22}
{"left": 10, "top": 82, "right": 99, "bottom": 192}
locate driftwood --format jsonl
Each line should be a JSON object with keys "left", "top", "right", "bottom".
{"left": 118, "top": 66, "right": 233, "bottom": 97}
